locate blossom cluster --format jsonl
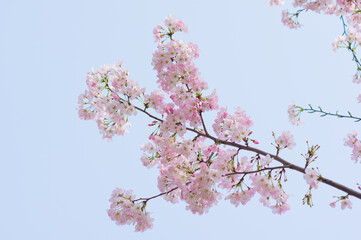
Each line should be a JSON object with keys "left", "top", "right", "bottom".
{"left": 330, "top": 197, "right": 352, "bottom": 209}
{"left": 78, "top": 61, "right": 144, "bottom": 140}
{"left": 344, "top": 131, "right": 361, "bottom": 163}
{"left": 267, "top": 0, "right": 285, "bottom": 6}
{"left": 107, "top": 188, "right": 154, "bottom": 232}
{"left": 287, "top": 102, "right": 303, "bottom": 126}
{"left": 273, "top": 0, "right": 361, "bottom": 30}
{"left": 212, "top": 107, "right": 254, "bottom": 144}
{"left": 153, "top": 14, "right": 188, "bottom": 43}
{"left": 281, "top": 9, "right": 302, "bottom": 29}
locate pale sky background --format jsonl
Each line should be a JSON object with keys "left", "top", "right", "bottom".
{"left": 1, "top": 0, "right": 360, "bottom": 239}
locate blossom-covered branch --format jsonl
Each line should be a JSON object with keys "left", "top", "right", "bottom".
{"left": 78, "top": 12, "right": 360, "bottom": 232}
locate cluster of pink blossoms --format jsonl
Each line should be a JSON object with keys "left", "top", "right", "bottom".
{"left": 344, "top": 131, "right": 361, "bottom": 163}
{"left": 267, "top": 0, "right": 285, "bottom": 6}
{"left": 107, "top": 188, "right": 154, "bottom": 232}
{"left": 281, "top": 9, "right": 302, "bottom": 29}
{"left": 153, "top": 14, "right": 188, "bottom": 43}
{"left": 272, "top": 0, "right": 361, "bottom": 31}
{"left": 78, "top": 14, "right": 356, "bottom": 232}
{"left": 77, "top": 61, "right": 144, "bottom": 140}
{"left": 287, "top": 102, "right": 303, "bottom": 126}
{"left": 330, "top": 198, "right": 352, "bottom": 209}
{"left": 213, "top": 107, "right": 255, "bottom": 144}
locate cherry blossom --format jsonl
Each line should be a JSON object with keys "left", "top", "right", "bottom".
{"left": 275, "top": 130, "right": 296, "bottom": 149}
{"left": 303, "top": 168, "right": 319, "bottom": 189}
{"left": 341, "top": 199, "right": 352, "bottom": 210}
{"left": 287, "top": 102, "right": 303, "bottom": 126}
{"left": 281, "top": 10, "right": 302, "bottom": 29}
{"left": 267, "top": 0, "right": 285, "bottom": 6}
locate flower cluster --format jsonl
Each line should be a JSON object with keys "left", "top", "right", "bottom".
{"left": 251, "top": 173, "right": 290, "bottom": 214}
{"left": 225, "top": 188, "right": 256, "bottom": 207}
{"left": 182, "top": 162, "right": 222, "bottom": 214}
{"left": 330, "top": 196, "right": 352, "bottom": 210}
{"left": 150, "top": 16, "right": 218, "bottom": 136}
{"left": 332, "top": 35, "right": 346, "bottom": 51}
{"left": 153, "top": 14, "right": 188, "bottom": 43}
{"left": 281, "top": 10, "right": 302, "bottom": 29}
{"left": 344, "top": 131, "right": 361, "bottom": 163}
{"left": 107, "top": 188, "right": 154, "bottom": 232}
{"left": 78, "top": 61, "right": 144, "bottom": 140}
{"left": 212, "top": 107, "right": 254, "bottom": 144}
{"left": 287, "top": 102, "right": 303, "bottom": 126}
{"left": 267, "top": 0, "right": 285, "bottom": 6}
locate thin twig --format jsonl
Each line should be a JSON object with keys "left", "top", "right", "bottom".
{"left": 223, "top": 165, "right": 291, "bottom": 177}
{"left": 302, "top": 105, "right": 361, "bottom": 122}
{"left": 133, "top": 187, "right": 178, "bottom": 203}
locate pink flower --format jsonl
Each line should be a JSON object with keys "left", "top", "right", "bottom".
{"left": 281, "top": 10, "right": 302, "bottom": 29}
{"left": 329, "top": 202, "right": 336, "bottom": 208}
{"left": 225, "top": 189, "right": 256, "bottom": 207}
{"left": 260, "top": 154, "right": 273, "bottom": 167}
{"left": 271, "top": 203, "right": 290, "bottom": 214}
{"left": 287, "top": 102, "right": 303, "bottom": 126}
{"left": 153, "top": 23, "right": 163, "bottom": 43}
{"left": 276, "top": 131, "right": 296, "bottom": 149}
{"left": 351, "top": 141, "right": 361, "bottom": 163}
{"left": 353, "top": 73, "right": 361, "bottom": 84}
{"left": 341, "top": 199, "right": 352, "bottom": 210}
{"left": 344, "top": 131, "right": 358, "bottom": 147}
{"left": 332, "top": 35, "right": 346, "bottom": 51}
{"left": 267, "top": 0, "right": 284, "bottom": 6}
{"left": 303, "top": 168, "right": 319, "bottom": 189}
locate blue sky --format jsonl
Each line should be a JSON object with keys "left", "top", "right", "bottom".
{"left": 1, "top": 0, "right": 360, "bottom": 239}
